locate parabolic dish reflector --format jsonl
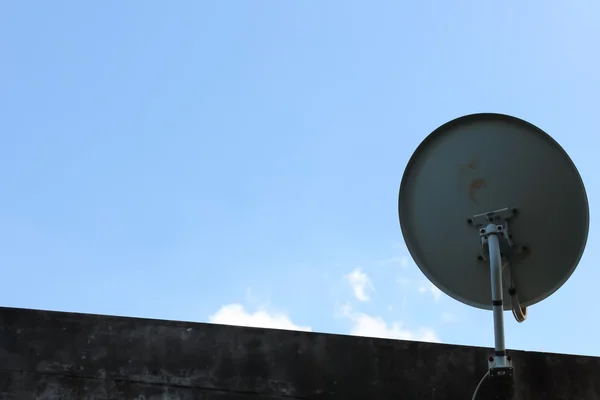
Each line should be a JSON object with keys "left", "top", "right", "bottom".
{"left": 398, "top": 113, "right": 589, "bottom": 310}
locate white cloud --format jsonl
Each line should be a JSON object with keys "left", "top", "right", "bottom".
{"left": 209, "top": 304, "right": 311, "bottom": 332}
{"left": 345, "top": 268, "right": 373, "bottom": 302}
{"left": 342, "top": 306, "right": 440, "bottom": 343}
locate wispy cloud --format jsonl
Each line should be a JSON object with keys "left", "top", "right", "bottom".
{"left": 441, "top": 312, "right": 460, "bottom": 323}
{"left": 397, "top": 277, "right": 411, "bottom": 286}
{"left": 392, "top": 241, "right": 406, "bottom": 250}
{"left": 430, "top": 284, "right": 442, "bottom": 303}
{"left": 418, "top": 282, "right": 443, "bottom": 303}
{"left": 341, "top": 305, "right": 439, "bottom": 343}
{"left": 379, "top": 256, "right": 410, "bottom": 268}
{"left": 345, "top": 268, "right": 373, "bottom": 302}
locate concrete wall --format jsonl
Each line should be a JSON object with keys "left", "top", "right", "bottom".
{"left": 0, "top": 306, "right": 598, "bottom": 399}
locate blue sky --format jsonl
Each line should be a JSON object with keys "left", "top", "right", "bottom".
{"left": 2, "top": 1, "right": 600, "bottom": 356}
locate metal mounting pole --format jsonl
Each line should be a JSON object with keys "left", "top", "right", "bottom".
{"left": 469, "top": 213, "right": 516, "bottom": 398}
{"left": 481, "top": 223, "right": 513, "bottom": 377}
{"left": 488, "top": 229, "right": 506, "bottom": 360}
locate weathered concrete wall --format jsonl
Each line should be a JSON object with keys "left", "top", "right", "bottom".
{"left": 0, "top": 306, "right": 598, "bottom": 399}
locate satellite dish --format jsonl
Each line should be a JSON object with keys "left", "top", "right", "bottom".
{"left": 398, "top": 113, "right": 589, "bottom": 392}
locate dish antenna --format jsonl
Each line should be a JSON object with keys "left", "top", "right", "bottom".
{"left": 398, "top": 113, "right": 589, "bottom": 396}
